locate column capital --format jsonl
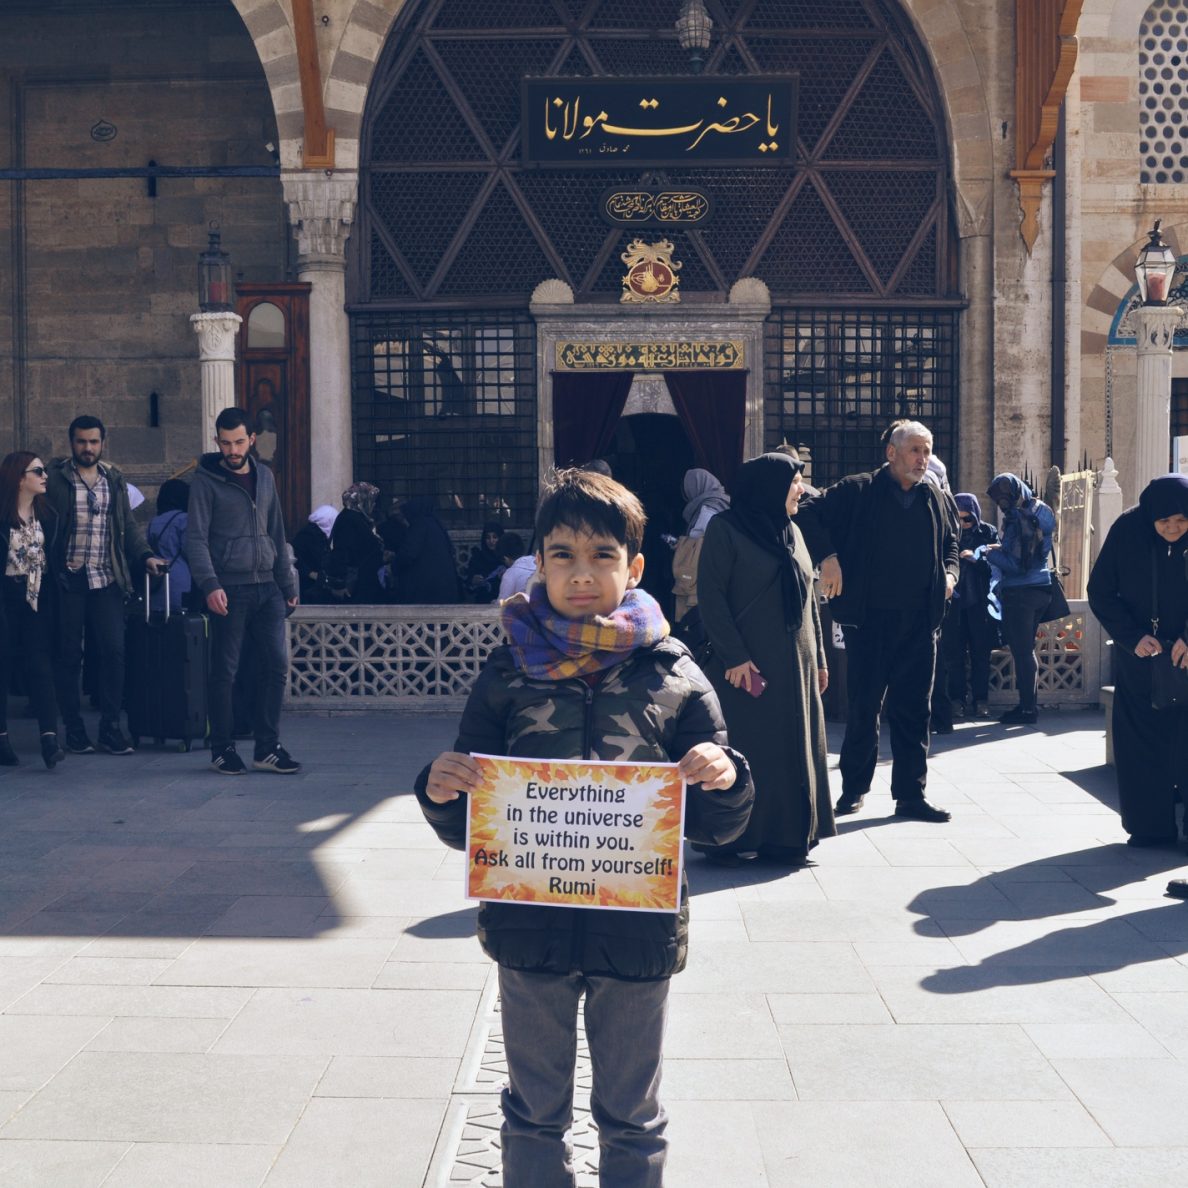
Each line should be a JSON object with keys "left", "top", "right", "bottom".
{"left": 1132, "top": 304, "right": 1184, "bottom": 354}
{"left": 189, "top": 311, "right": 242, "bottom": 362}
{"left": 282, "top": 172, "right": 358, "bottom": 265}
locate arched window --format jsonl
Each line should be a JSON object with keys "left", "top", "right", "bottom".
{"left": 356, "top": 0, "right": 954, "bottom": 304}
{"left": 1140, "top": 0, "right": 1188, "bottom": 183}
{"left": 246, "top": 301, "right": 286, "bottom": 349}
{"left": 352, "top": 0, "right": 960, "bottom": 525}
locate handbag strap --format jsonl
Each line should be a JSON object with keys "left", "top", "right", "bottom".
{"left": 1151, "top": 548, "right": 1160, "bottom": 638}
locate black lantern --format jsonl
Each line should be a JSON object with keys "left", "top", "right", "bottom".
{"left": 198, "top": 222, "right": 234, "bottom": 312}
{"left": 676, "top": 0, "right": 713, "bottom": 74}
{"left": 1135, "top": 220, "right": 1178, "bottom": 306}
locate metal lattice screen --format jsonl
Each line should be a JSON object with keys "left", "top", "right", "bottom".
{"left": 355, "top": 0, "right": 954, "bottom": 306}
{"left": 1139, "top": 0, "right": 1188, "bottom": 184}
{"left": 764, "top": 307, "right": 960, "bottom": 487}
{"left": 351, "top": 310, "right": 538, "bottom": 529}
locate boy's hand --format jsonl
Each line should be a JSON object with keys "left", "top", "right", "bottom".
{"left": 425, "top": 752, "right": 482, "bottom": 803}
{"left": 678, "top": 743, "right": 736, "bottom": 791}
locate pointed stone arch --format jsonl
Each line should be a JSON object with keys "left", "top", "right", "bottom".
{"left": 230, "top": 0, "right": 408, "bottom": 172}
{"left": 228, "top": 1, "right": 300, "bottom": 162}
{"left": 228, "top": 2, "right": 992, "bottom": 209}
{"left": 323, "top": 1, "right": 408, "bottom": 170}
{"left": 897, "top": 0, "right": 995, "bottom": 240}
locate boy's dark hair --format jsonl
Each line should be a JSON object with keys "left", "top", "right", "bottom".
{"left": 156, "top": 478, "right": 190, "bottom": 515}
{"left": 497, "top": 531, "right": 525, "bottom": 563}
{"left": 535, "top": 468, "right": 647, "bottom": 559}
{"left": 69, "top": 414, "right": 106, "bottom": 442}
{"left": 215, "top": 407, "right": 251, "bottom": 435}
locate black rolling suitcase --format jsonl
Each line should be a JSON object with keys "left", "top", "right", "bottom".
{"left": 125, "top": 572, "right": 209, "bottom": 752}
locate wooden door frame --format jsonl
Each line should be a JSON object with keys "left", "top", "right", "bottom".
{"left": 235, "top": 282, "right": 312, "bottom": 535}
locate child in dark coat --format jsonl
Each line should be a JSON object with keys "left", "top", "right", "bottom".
{"left": 418, "top": 468, "right": 753, "bottom": 1187}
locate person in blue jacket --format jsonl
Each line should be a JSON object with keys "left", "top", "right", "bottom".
{"left": 147, "top": 479, "right": 191, "bottom": 613}
{"left": 984, "top": 473, "right": 1056, "bottom": 725}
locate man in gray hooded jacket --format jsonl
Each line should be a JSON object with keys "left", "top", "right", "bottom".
{"left": 186, "top": 407, "right": 300, "bottom": 775}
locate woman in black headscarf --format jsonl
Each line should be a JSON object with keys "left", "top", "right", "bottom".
{"left": 326, "top": 483, "right": 385, "bottom": 603}
{"left": 465, "top": 520, "right": 505, "bottom": 602}
{"left": 391, "top": 499, "right": 461, "bottom": 604}
{"left": 1088, "top": 474, "right": 1188, "bottom": 847}
{"left": 694, "top": 453, "right": 835, "bottom": 865}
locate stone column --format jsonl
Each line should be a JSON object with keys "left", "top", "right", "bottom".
{"left": 190, "top": 311, "right": 243, "bottom": 446}
{"left": 283, "top": 173, "right": 357, "bottom": 509}
{"left": 1131, "top": 304, "right": 1182, "bottom": 490}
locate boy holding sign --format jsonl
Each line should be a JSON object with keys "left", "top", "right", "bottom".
{"left": 419, "top": 468, "right": 753, "bottom": 1188}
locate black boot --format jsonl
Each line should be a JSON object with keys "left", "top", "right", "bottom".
{"left": 0, "top": 733, "right": 18, "bottom": 766}
{"left": 40, "top": 732, "right": 66, "bottom": 770}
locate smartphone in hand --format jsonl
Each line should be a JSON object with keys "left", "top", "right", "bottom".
{"left": 744, "top": 670, "right": 767, "bottom": 698}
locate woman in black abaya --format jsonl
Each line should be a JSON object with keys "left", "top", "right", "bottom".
{"left": 1087, "top": 474, "right": 1188, "bottom": 847}
{"left": 695, "top": 453, "right": 835, "bottom": 865}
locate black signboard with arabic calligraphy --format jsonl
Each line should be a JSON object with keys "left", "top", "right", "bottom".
{"left": 599, "top": 187, "right": 714, "bottom": 228}
{"left": 556, "top": 341, "right": 744, "bottom": 370}
{"left": 522, "top": 76, "right": 797, "bottom": 168}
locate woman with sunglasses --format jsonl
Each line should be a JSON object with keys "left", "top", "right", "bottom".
{"left": 0, "top": 452, "right": 66, "bottom": 768}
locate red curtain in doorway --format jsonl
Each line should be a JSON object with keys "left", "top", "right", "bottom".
{"left": 551, "top": 371, "right": 634, "bottom": 468}
{"left": 663, "top": 371, "right": 747, "bottom": 484}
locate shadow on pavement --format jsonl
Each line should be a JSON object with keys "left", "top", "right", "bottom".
{"left": 405, "top": 906, "right": 478, "bottom": 939}
{"left": 0, "top": 712, "right": 458, "bottom": 941}
{"left": 685, "top": 845, "right": 817, "bottom": 895}
{"left": 919, "top": 902, "right": 1188, "bottom": 990}
{"left": 1057, "top": 763, "right": 1121, "bottom": 812}
{"left": 909, "top": 843, "right": 1188, "bottom": 990}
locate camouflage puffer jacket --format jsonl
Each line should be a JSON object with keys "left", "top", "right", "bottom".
{"left": 416, "top": 637, "right": 753, "bottom": 980}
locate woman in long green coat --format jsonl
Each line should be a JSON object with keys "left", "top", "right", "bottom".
{"left": 694, "top": 453, "right": 835, "bottom": 865}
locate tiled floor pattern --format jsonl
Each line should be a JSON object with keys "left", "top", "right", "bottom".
{"left": 0, "top": 710, "right": 1187, "bottom": 1185}
{"left": 426, "top": 978, "right": 600, "bottom": 1186}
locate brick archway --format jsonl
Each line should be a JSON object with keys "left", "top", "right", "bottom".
{"left": 1084, "top": 227, "right": 1184, "bottom": 356}
{"left": 230, "top": 2, "right": 991, "bottom": 224}
{"left": 231, "top": 0, "right": 407, "bottom": 171}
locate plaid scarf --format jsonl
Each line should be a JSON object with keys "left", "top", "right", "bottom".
{"left": 502, "top": 583, "right": 669, "bottom": 681}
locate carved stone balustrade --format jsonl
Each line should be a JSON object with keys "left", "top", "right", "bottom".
{"left": 285, "top": 600, "right": 1107, "bottom": 712}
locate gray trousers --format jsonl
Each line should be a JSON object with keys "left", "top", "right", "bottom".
{"left": 498, "top": 966, "right": 669, "bottom": 1188}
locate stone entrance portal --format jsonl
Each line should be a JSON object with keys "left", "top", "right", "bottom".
{"left": 530, "top": 278, "right": 772, "bottom": 487}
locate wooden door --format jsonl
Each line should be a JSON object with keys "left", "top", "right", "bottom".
{"left": 235, "top": 283, "right": 311, "bottom": 535}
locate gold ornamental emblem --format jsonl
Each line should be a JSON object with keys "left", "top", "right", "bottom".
{"left": 620, "top": 239, "right": 681, "bottom": 303}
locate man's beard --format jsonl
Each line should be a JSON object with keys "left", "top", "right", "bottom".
{"left": 222, "top": 454, "right": 248, "bottom": 470}
{"left": 73, "top": 448, "right": 101, "bottom": 466}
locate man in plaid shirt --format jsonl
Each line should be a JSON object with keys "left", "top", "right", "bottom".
{"left": 46, "top": 416, "right": 165, "bottom": 755}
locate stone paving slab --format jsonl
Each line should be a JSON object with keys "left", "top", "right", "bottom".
{"left": 0, "top": 709, "right": 1186, "bottom": 1185}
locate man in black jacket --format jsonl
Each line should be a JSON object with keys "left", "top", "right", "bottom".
{"left": 800, "top": 421, "right": 959, "bottom": 822}
{"left": 186, "top": 408, "right": 300, "bottom": 775}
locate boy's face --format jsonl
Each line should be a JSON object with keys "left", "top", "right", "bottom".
{"left": 537, "top": 526, "right": 644, "bottom": 620}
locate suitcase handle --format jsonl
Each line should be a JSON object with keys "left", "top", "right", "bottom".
{"left": 145, "top": 567, "right": 170, "bottom": 624}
